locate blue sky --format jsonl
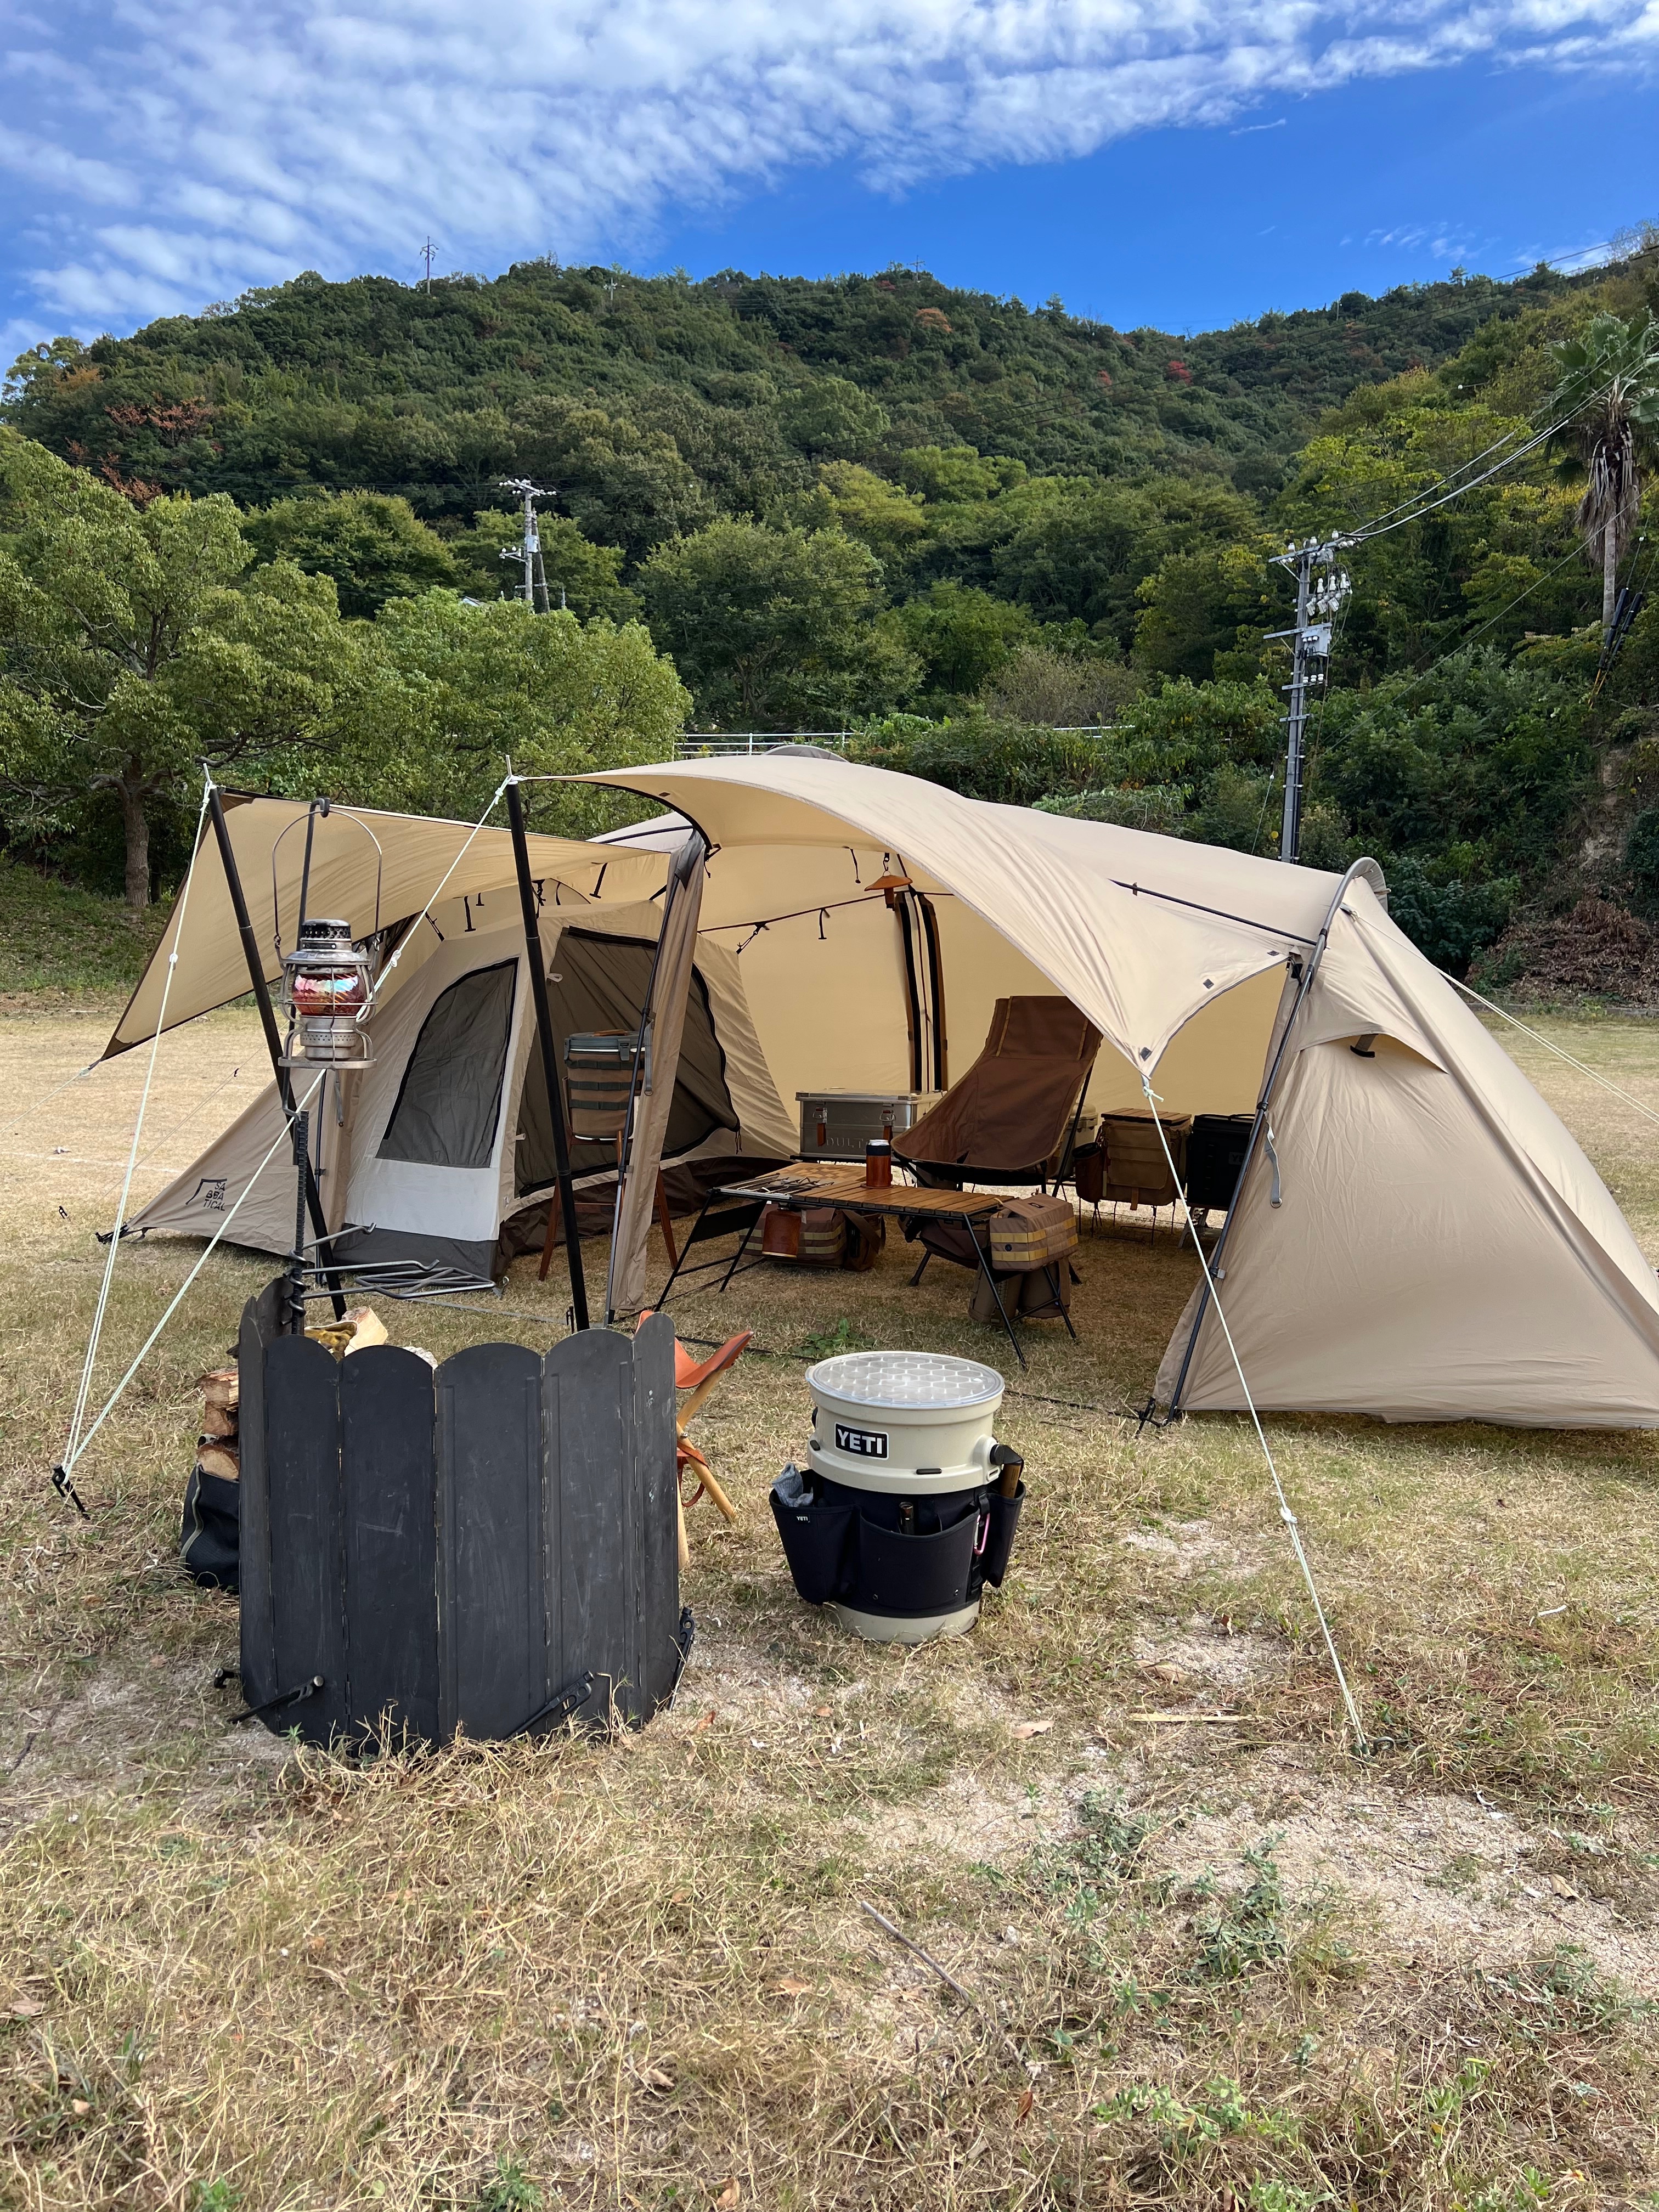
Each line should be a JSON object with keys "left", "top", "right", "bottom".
{"left": 648, "top": 65, "right": 1657, "bottom": 332}
{"left": 2, "top": 0, "right": 1656, "bottom": 366}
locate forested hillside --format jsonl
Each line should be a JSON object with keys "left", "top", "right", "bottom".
{"left": 3, "top": 245, "right": 1658, "bottom": 990}
{"left": 4, "top": 259, "right": 1584, "bottom": 515}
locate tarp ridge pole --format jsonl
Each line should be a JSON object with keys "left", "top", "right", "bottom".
{"left": 1161, "top": 855, "right": 1384, "bottom": 1420}
{"left": 1140, "top": 1071, "right": 1368, "bottom": 1755}
{"left": 506, "top": 776, "right": 589, "bottom": 1331}
{"left": 203, "top": 775, "right": 347, "bottom": 1321}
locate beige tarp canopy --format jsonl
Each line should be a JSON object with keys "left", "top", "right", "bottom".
{"left": 106, "top": 792, "right": 667, "bottom": 1054}
{"left": 572, "top": 756, "right": 1659, "bottom": 1427}
{"left": 120, "top": 757, "right": 1659, "bottom": 1425}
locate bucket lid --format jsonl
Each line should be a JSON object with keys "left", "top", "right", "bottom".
{"left": 806, "top": 1350, "right": 1003, "bottom": 1411}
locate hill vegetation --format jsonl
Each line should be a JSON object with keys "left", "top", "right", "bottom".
{"left": 3, "top": 243, "right": 1658, "bottom": 988}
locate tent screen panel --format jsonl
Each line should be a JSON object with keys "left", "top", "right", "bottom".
{"left": 516, "top": 931, "right": 737, "bottom": 1195}
{"left": 378, "top": 959, "right": 517, "bottom": 1170}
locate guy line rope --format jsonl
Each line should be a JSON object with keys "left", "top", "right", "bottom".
{"left": 1442, "top": 972, "right": 1659, "bottom": 1134}
{"left": 1139, "top": 1071, "right": 1369, "bottom": 1752}
{"left": 57, "top": 775, "right": 214, "bottom": 1511}
{"left": 52, "top": 769, "right": 515, "bottom": 1514}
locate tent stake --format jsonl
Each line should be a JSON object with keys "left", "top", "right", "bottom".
{"left": 506, "top": 778, "right": 589, "bottom": 1331}
{"left": 204, "top": 782, "right": 346, "bottom": 1321}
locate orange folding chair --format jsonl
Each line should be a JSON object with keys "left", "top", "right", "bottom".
{"left": 640, "top": 1314, "right": 752, "bottom": 1568}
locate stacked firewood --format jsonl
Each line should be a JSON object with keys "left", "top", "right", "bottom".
{"left": 196, "top": 1367, "right": 239, "bottom": 1483}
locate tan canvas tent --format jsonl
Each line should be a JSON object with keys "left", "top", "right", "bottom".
{"left": 118, "top": 759, "right": 1659, "bottom": 1425}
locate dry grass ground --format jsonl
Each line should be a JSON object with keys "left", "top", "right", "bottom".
{"left": 2, "top": 1001, "right": 1658, "bottom": 2211}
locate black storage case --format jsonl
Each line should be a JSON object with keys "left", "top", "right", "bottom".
{"left": 237, "top": 1284, "right": 681, "bottom": 1746}
{"left": 1184, "top": 1114, "right": 1256, "bottom": 1213}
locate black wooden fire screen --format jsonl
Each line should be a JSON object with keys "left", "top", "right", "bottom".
{"left": 236, "top": 1286, "right": 682, "bottom": 1745}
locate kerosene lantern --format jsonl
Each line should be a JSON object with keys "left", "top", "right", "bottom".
{"left": 279, "top": 918, "right": 373, "bottom": 1069}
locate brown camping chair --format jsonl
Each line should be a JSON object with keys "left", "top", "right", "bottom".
{"left": 892, "top": 996, "right": 1099, "bottom": 1322}
{"left": 893, "top": 997, "right": 1102, "bottom": 1189}
{"left": 539, "top": 1031, "right": 680, "bottom": 1283}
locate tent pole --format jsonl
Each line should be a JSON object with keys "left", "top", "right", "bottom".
{"left": 1161, "top": 856, "right": 1385, "bottom": 1419}
{"left": 204, "top": 783, "right": 346, "bottom": 1321}
{"left": 606, "top": 830, "right": 707, "bottom": 1324}
{"left": 506, "top": 778, "right": 589, "bottom": 1332}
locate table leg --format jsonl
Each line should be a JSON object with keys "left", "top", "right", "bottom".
{"left": 717, "top": 1212, "right": 761, "bottom": 1293}
{"left": 1045, "top": 1261, "right": 1079, "bottom": 1342}
{"left": 972, "top": 1232, "right": 1026, "bottom": 1369}
{"left": 652, "top": 1195, "right": 710, "bottom": 1308}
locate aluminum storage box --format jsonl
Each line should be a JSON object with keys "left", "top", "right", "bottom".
{"left": 795, "top": 1090, "right": 941, "bottom": 1164}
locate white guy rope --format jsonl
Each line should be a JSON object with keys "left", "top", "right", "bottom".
{"left": 1140, "top": 1074, "right": 1369, "bottom": 1752}
{"left": 63, "top": 776, "right": 213, "bottom": 1469}
{"left": 1, "top": 1059, "right": 101, "bottom": 1138}
{"left": 362, "top": 777, "right": 510, "bottom": 1013}
{"left": 60, "top": 1068, "right": 325, "bottom": 1481}
{"left": 1444, "top": 973, "right": 1659, "bottom": 1133}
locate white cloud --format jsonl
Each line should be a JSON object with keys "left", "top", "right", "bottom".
{"left": 1, "top": 0, "right": 1654, "bottom": 332}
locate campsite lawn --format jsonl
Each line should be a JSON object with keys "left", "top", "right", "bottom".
{"left": 1, "top": 1001, "right": 1657, "bottom": 2210}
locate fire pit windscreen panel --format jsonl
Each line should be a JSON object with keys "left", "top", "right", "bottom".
{"left": 238, "top": 1299, "right": 679, "bottom": 1745}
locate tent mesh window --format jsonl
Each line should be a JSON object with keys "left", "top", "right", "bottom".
{"left": 379, "top": 959, "right": 517, "bottom": 1170}
{"left": 516, "top": 932, "right": 737, "bottom": 1195}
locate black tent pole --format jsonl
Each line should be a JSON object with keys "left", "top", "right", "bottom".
{"left": 204, "top": 783, "right": 347, "bottom": 1320}
{"left": 506, "top": 778, "right": 589, "bottom": 1331}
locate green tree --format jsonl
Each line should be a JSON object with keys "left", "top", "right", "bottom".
{"left": 851, "top": 714, "right": 1118, "bottom": 805}
{"left": 813, "top": 463, "right": 931, "bottom": 572}
{"left": 243, "top": 490, "right": 457, "bottom": 618}
{"left": 1310, "top": 651, "right": 1588, "bottom": 897}
{"left": 977, "top": 642, "right": 1139, "bottom": 726}
{"left": 0, "top": 433, "right": 359, "bottom": 905}
{"left": 777, "top": 377, "right": 890, "bottom": 462}
{"left": 1279, "top": 376, "right": 1587, "bottom": 675}
{"left": 989, "top": 477, "right": 1260, "bottom": 649}
{"left": 637, "top": 521, "right": 917, "bottom": 728}
{"left": 508, "top": 398, "right": 709, "bottom": 559}
{"left": 890, "top": 581, "right": 1034, "bottom": 702}
{"left": 356, "top": 594, "right": 688, "bottom": 831}
{"left": 1133, "top": 538, "right": 1280, "bottom": 684}
{"left": 1547, "top": 309, "right": 1659, "bottom": 639}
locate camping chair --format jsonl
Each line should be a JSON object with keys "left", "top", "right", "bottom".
{"left": 639, "top": 1313, "right": 752, "bottom": 1568}
{"left": 539, "top": 1030, "right": 680, "bottom": 1283}
{"left": 893, "top": 997, "right": 1099, "bottom": 1317}
{"left": 894, "top": 996, "right": 1102, "bottom": 1190}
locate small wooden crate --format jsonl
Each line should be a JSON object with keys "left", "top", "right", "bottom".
{"left": 989, "top": 1194, "right": 1078, "bottom": 1271}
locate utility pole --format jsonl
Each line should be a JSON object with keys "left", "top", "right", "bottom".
{"left": 497, "top": 477, "right": 551, "bottom": 612}
{"left": 1267, "top": 537, "right": 1350, "bottom": 864}
{"left": 420, "top": 239, "right": 437, "bottom": 291}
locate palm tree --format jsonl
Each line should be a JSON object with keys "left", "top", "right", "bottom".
{"left": 1547, "top": 310, "right": 1659, "bottom": 640}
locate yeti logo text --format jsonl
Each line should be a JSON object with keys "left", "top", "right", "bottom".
{"left": 834, "top": 1423, "right": 888, "bottom": 1458}
{"left": 190, "top": 1178, "right": 228, "bottom": 1214}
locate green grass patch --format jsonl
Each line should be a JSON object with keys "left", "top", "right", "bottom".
{"left": 0, "top": 859, "right": 165, "bottom": 1001}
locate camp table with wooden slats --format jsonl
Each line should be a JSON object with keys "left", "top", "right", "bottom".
{"left": 658, "top": 1164, "right": 1043, "bottom": 1368}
